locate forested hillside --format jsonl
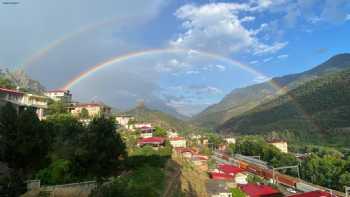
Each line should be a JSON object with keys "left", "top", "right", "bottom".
{"left": 219, "top": 68, "right": 350, "bottom": 147}
{"left": 193, "top": 53, "right": 350, "bottom": 129}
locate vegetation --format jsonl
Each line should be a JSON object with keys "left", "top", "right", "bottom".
{"left": 220, "top": 68, "right": 350, "bottom": 148}
{"left": 230, "top": 188, "right": 246, "bottom": 197}
{"left": 193, "top": 54, "right": 350, "bottom": 129}
{"left": 0, "top": 103, "right": 126, "bottom": 196}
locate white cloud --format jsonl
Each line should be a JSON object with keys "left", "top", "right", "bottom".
{"left": 346, "top": 14, "right": 350, "bottom": 21}
{"left": 253, "top": 75, "right": 272, "bottom": 83}
{"left": 250, "top": 60, "right": 259, "bottom": 65}
{"left": 254, "top": 42, "right": 288, "bottom": 55}
{"left": 155, "top": 58, "right": 189, "bottom": 73}
{"left": 215, "top": 64, "right": 226, "bottom": 71}
{"left": 241, "top": 16, "right": 256, "bottom": 22}
{"left": 263, "top": 57, "right": 273, "bottom": 63}
{"left": 186, "top": 70, "right": 200, "bottom": 75}
{"left": 171, "top": 3, "right": 287, "bottom": 56}
{"left": 277, "top": 54, "right": 289, "bottom": 59}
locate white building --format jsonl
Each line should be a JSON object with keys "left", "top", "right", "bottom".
{"left": 45, "top": 90, "right": 72, "bottom": 103}
{"left": 234, "top": 173, "right": 248, "bottom": 184}
{"left": 115, "top": 115, "right": 135, "bottom": 129}
{"left": 169, "top": 137, "right": 187, "bottom": 148}
{"left": 0, "top": 87, "right": 48, "bottom": 120}
{"left": 167, "top": 131, "right": 179, "bottom": 138}
{"left": 268, "top": 140, "right": 288, "bottom": 153}
{"left": 224, "top": 137, "right": 236, "bottom": 144}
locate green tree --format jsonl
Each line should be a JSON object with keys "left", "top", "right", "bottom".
{"left": 79, "top": 108, "right": 89, "bottom": 119}
{"left": 35, "top": 159, "right": 75, "bottom": 185}
{"left": 46, "top": 100, "right": 67, "bottom": 115}
{"left": 77, "top": 116, "right": 126, "bottom": 183}
{"left": 153, "top": 126, "right": 167, "bottom": 137}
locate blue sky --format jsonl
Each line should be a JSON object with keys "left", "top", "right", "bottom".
{"left": 0, "top": 0, "right": 350, "bottom": 116}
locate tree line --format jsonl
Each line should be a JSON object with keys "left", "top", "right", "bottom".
{"left": 0, "top": 102, "right": 126, "bottom": 196}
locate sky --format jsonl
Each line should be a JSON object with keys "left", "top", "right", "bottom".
{"left": 0, "top": 0, "right": 350, "bottom": 116}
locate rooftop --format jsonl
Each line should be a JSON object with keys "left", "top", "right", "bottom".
{"left": 0, "top": 87, "right": 23, "bottom": 96}
{"left": 209, "top": 172, "right": 233, "bottom": 180}
{"left": 218, "top": 164, "right": 243, "bottom": 175}
{"left": 169, "top": 136, "right": 185, "bottom": 141}
{"left": 138, "top": 137, "right": 165, "bottom": 145}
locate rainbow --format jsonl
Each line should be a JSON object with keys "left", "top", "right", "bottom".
{"left": 62, "top": 47, "right": 321, "bottom": 132}
{"left": 63, "top": 48, "right": 267, "bottom": 89}
{"left": 21, "top": 15, "right": 133, "bottom": 70}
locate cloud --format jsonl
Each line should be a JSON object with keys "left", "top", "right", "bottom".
{"left": 346, "top": 14, "right": 350, "bottom": 21}
{"left": 263, "top": 57, "right": 273, "bottom": 63}
{"left": 253, "top": 75, "right": 272, "bottom": 83}
{"left": 171, "top": 3, "right": 287, "bottom": 56}
{"left": 277, "top": 54, "right": 289, "bottom": 59}
{"left": 250, "top": 60, "right": 259, "bottom": 65}
{"left": 254, "top": 42, "right": 288, "bottom": 55}
{"left": 241, "top": 16, "right": 256, "bottom": 22}
{"left": 315, "top": 48, "right": 328, "bottom": 54}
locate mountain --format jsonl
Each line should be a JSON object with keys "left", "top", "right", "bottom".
{"left": 122, "top": 104, "right": 201, "bottom": 133}
{"left": 1, "top": 69, "right": 46, "bottom": 93}
{"left": 218, "top": 68, "right": 350, "bottom": 147}
{"left": 192, "top": 53, "right": 350, "bottom": 128}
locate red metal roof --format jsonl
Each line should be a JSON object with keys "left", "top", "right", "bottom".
{"left": 289, "top": 191, "right": 334, "bottom": 197}
{"left": 169, "top": 136, "right": 185, "bottom": 141}
{"left": 0, "top": 87, "right": 23, "bottom": 96}
{"left": 138, "top": 137, "right": 165, "bottom": 145}
{"left": 209, "top": 172, "right": 233, "bottom": 180}
{"left": 239, "top": 184, "right": 281, "bottom": 197}
{"left": 218, "top": 164, "right": 243, "bottom": 175}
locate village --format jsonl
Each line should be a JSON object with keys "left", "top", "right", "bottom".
{"left": 1, "top": 87, "right": 349, "bottom": 197}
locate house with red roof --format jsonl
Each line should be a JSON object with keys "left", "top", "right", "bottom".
{"left": 209, "top": 172, "right": 234, "bottom": 181}
{"left": 239, "top": 183, "right": 282, "bottom": 197}
{"left": 218, "top": 164, "right": 243, "bottom": 176}
{"left": 288, "top": 191, "right": 335, "bottom": 197}
{"left": 137, "top": 137, "right": 165, "bottom": 147}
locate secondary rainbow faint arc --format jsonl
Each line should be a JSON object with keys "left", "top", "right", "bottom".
{"left": 21, "top": 15, "right": 132, "bottom": 70}
{"left": 62, "top": 47, "right": 321, "bottom": 132}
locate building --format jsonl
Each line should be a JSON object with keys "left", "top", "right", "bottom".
{"left": 45, "top": 89, "right": 72, "bottom": 103}
{"left": 209, "top": 172, "right": 233, "bottom": 181}
{"left": 206, "top": 180, "right": 233, "bottom": 197}
{"left": 239, "top": 184, "right": 282, "bottom": 197}
{"left": 115, "top": 115, "right": 134, "bottom": 129}
{"left": 140, "top": 127, "right": 154, "bottom": 138}
{"left": 224, "top": 137, "right": 236, "bottom": 144}
{"left": 234, "top": 173, "right": 248, "bottom": 184}
{"left": 70, "top": 102, "right": 111, "bottom": 118}
{"left": 167, "top": 131, "right": 179, "bottom": 138}
{"left": 268, "top": 140, "right": 288, "bottom": 153}
{"left": 0, "top": 87, "right": 48, "bottom": 120}
{"left": 134, "top": 123, "right": 152, "bottom": 129}
{"left": 169, "top": 136, "right": 187, "bottom": 148}
{"left": 289, "top": 191, "right": 334, "bottom": 197}
{"left": 217, "top": 164, "right": 243, "bottom": 176}
{"left": 137, "top": 137, "right": 165, "bottom": 147}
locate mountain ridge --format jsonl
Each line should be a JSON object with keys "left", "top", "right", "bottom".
{"left": 192, "top": 53, "right": 350, "bottom": 128}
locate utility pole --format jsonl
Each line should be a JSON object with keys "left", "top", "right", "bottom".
{"left": 272, "top": 165, "right": 300, "bottom": 184}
